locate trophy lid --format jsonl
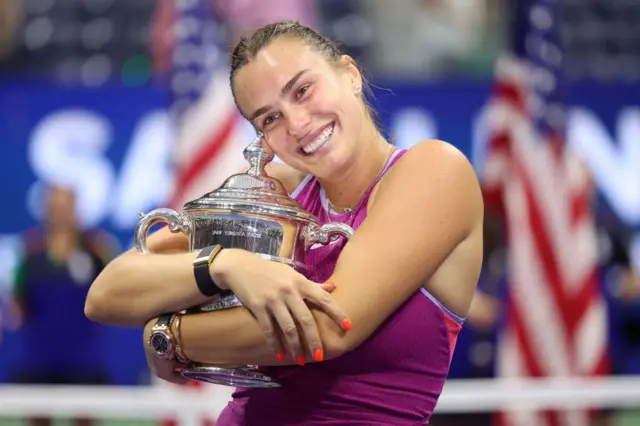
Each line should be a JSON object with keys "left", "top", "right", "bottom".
{"left": 183, "top": 134, "right": 313, "bottom": 221}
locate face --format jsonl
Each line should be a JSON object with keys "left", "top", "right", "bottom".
{"left": 233, "top": 37, "right": 368, "bottom": 178}
{"left": 46, "top": 187, "right": 77, "bottom": 231}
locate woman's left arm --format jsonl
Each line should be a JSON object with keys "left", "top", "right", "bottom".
{"left": 310, "top": 140, "right": 484, "bottom": 352}
{"left": 155, "top": 140, "right": 483, "bottom": 371}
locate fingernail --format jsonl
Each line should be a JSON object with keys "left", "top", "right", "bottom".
{"left": 174, "top": 368, "right": 183, "bottom": 373}
{"left": 342, "top": 319, "right": 352, "bottom": 331}
{"left": 314, "top": 349, "right": 323, "bottom": 362}
{"left": 297, "top": 356, "right": 306, "bottom": 366}
{"left": 322, "top": 281, "right": 335, "bottom": 290}
{"left": 277, "top": 352, "right": 285, "bottom": 362}
{"left": 325, "top": 281, "right": 336, "bottom": 287}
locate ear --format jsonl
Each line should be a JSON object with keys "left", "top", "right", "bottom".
{"left": 340, "top": 54, "right": 363, "bottom": 87}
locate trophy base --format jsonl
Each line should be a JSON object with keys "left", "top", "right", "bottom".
{"left": 180, "top": 365, "right": 281, "bottom": 388}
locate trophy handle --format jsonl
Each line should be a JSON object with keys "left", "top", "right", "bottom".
{"left": 134, "top": 208, "right": 191, "bottom": 253}
{"left": 302, "top": 222, "right": 354, "bottom": 251}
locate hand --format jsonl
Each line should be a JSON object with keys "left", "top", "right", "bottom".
{"left": 466, "top": 291, "right": 498, "bottom": 332}
{"left": 7, "top": 299, "right": 24, "bottom": 330}
{"left": 211, "top": 249, "right": 351, "bottom": 364}
{"left": 143, "top": 319, "right": 188, "bottom": 385}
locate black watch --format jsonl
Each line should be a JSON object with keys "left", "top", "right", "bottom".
{"left": 193, "top": 245, "right": 225, "bottom": 297}
{"left": 148, "top": 314, "right": 176, "bottom": 360}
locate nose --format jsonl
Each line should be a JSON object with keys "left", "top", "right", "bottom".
{"left": 285, "top": 106, "right": 311, "bottom": 140}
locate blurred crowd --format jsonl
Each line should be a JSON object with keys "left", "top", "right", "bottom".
{"left": 0, "top": 1, "right": 639, "bottom": 426}
{"left": 2, "top": 0, "right": 640, "bottom": 83}
{"left": 0, "top": 0, "right": 504, "bottom": 83}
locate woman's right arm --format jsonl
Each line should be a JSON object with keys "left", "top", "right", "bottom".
{"left": 84, "top": 227, "right": 209, "bottom": 327}
{"left": 85, "top": 161, "right": 307, "bottom": 327}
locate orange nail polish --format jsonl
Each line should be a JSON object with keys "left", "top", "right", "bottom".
{"left": 342, "top": 319, "right": 352, "bottom": 331}
{"left": 297, "top": 356, "right": 306, "bottom": 366}
{"left": 277, "top": 352, "right": 285, "bottom": 362}
{"left": 314, "top": 349, "right": 323, "bottom": 362}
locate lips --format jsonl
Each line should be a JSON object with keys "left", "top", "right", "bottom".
{"left": 300, "top": 122, "right": 334, "bottom": 155}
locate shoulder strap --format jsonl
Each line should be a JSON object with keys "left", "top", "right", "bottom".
{"left": 289, "top": 174, "right": 314, "bottom": 199}
{"left": 361, "top": 148, "right": 408, "bottom": 201}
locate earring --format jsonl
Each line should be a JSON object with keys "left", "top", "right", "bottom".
{"left": 353, "top": 83, "right": 361, "bottom": 93}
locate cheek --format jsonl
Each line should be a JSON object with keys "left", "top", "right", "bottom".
{"left": 334, "top": 95, "right": 364, "bottom": 132}
{"left": 264, "top": 131, "right": 297, "bottom": 159}
{"left": 314, "top": 93, "right": 352, "bottom": 124}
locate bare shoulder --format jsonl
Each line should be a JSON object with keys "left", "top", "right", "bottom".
{"left": 264, "top": 162, "right": 307, "bottom": 194}
{"left": 376, "top": 139, "right": 483, "bottom": 224}
{"left": 385, "top": 140, "right": 480, "bottom": 192}
{"left": 403, "top": 139, "right": 476, "bottom": 175}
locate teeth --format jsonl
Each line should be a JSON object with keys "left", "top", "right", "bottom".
{"left": 303, "top": 125, "right": 333, "bottom": 154}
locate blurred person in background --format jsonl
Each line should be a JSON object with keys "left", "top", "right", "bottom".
{"left": 0, "top": 0, "right": 22, "bottom": 60}
{"left": 429, "top": 211, "right": 505, "bottom": 426}
{"left": 359, "top": 0, "right": 501, "bottom": 78}
{"left": 214, "top": 0, "right": 318, "bottom": 42}
{"left": 597, "top": 201, "right": 640, "bottom": 377}
{"left": 9, "top": 185, "right": 118, "bottom": 426}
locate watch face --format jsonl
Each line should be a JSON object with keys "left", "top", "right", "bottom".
{"left": 150, "top": 333, "right": 170, "bottom": 355}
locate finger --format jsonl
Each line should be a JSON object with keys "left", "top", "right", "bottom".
{"left": 319, "top": 282, "right": 336, "bottom": 292}
{"left": 171, "top": 367, "right": 190, "bottom": 385}
{"left": 253, "top": 308, "right": 286, "bottom": 362}
{"left": 303, "top": 284, "right": 352, "bottom": 332}
{"left": 270, "top": 302, "right": 305, "bottom": 365}
{"left": 286, "top": 294, "right": 324, "bottom": 363}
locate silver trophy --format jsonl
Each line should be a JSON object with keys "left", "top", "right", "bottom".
{"left": 134, "top": 134, "right": 354, "bottom": 388}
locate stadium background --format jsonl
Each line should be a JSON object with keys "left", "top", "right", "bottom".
{"left": 0, "top": 1, "right": 639, "bottom": 425}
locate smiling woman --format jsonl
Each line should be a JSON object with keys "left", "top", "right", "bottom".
{"left": 85, "top": 20, "right": 484, "bottom": 426}
{"left": 229, "top": 25, "right": 385, "bottom": 187}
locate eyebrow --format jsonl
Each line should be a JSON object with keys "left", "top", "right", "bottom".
{"left": 249, "top": 69, "right": 309, "bottom": 122}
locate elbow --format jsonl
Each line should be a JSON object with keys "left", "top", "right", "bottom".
{"left": 85, "top": 283, "right": 145, "bottom": 327}
{"left": 84, "top": 286, "right": 108, "bottom": 323}
{"left": 84, "top": 260, "right": 146, "bottom": 327}
{"left": 314, "top": 314, "right": 359, "bottom": 361}
{"left": 320, "top": 327, "right": 353, "bottom": 361}
{"left": 323, "top": 340, "right": 347, "bottom": 361}
{"left": 84, "top": 273, "right": 122, "bottom": 325}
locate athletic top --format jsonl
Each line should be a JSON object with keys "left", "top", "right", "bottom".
{"left": 217, "top": 148, "right": 464, "bottom": 425}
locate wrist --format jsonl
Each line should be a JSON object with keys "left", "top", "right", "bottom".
{"left": 170, "top": 314, "right": 190, "bottom": 364}
{"left": 208, "top": 248, "right": 238, "bottom": 291}
{"left": 146, "top": 313, "right": 178, "bottom": 360}
{"left": 193, "top": 245, "right": 225, "bottom": 296}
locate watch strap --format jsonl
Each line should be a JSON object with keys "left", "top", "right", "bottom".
{"left": 194, "top": 245, "right": 225, "bottom": 297}
{"left": 154, "top": 313, "right": 174, "bottom": 329}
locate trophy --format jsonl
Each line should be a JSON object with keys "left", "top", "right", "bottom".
{"left": 134, "top": 134, "right": 354, "bottom": 388}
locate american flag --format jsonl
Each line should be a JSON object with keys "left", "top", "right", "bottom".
{"left": 153, "top": 0, "right": 251, "bottom": 211}
{"left": 482, "top": 1, "right": 609, "bottom": 426}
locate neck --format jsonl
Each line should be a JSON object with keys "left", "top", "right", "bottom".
{"left": 46, "top": 228, "right": 79, "bottom": 262}
{"left": 319, "top": 126, "right": 392, "bottom": 212}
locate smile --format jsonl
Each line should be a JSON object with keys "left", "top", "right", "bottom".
{"left": 301, "top": 123, "right": 334, "bottom": 155}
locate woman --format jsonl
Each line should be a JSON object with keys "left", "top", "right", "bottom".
{"left": 85, "top": 21, "right": 483, "bottom": 425}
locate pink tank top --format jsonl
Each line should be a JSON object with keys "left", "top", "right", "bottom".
{"left": 217, "top": 149, "right": 464, "bottom": 425}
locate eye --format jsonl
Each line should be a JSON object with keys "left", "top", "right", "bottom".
{"left": 263, "top": 112, "right": 280, "bottom": 127}
{"left": 296, "top": 85, "right": 310, "bottom": 99}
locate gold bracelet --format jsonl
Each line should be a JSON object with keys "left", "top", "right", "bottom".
{"left": 171, "top": 314, "right": 190, "bottom": 364}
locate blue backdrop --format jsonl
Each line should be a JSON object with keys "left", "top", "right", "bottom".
{"left": 1, "top": 78, "right": 639, "bottom": 384}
